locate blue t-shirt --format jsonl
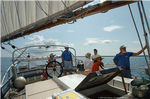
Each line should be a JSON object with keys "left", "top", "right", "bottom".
{"left": 113, "top": 52, "right": 133, "bottom": 69}
{"left": 61, "top": 50, "right": 72, "bottom": 61}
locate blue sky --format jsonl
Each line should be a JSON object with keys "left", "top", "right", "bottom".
{"left": 1, "top": 1, "right": 150, "bottom": 57}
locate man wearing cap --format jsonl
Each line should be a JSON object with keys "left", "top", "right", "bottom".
{"left": 113, "top": 45, "right": 147, "bottom": 78}
{"left": 92, "top": 49, "right": 101, "bottom": 62}
{"left": 61, "top": 46, "right": 73, "bottom": 75}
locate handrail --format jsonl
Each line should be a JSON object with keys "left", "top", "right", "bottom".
{"left": 1, "top": 64, "right": 13, "bottom": 84}
{"left": 1, "top": 76, "right": 13, "bottom": 98}
{"left": 2, "top": 44, "right": 77, "bottom": 85}
{"left": 12, "top": 45, "right": 76, "bottom": 63}
{"left": 10, "top": 44, "right": 77, "bottom": 81}
{"left": 12, "top": 44, "right": 77, "bottom": 66}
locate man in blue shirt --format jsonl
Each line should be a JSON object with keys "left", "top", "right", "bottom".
{"left": 113, "top": 45, "right": 147, "bottom": 78}
{"left": 61, "top": 46, "right": 73, "bottom": 75}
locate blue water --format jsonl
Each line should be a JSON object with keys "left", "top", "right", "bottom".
{"left": 77, "top": 56, "right": 150, "bottom": 79}
{"left": 1, "top": 56, "right": 150, "bottom": 80}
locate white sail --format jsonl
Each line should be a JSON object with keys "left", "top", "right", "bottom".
{"left": 1, "top": 0, "right": 91, "bottom": 42}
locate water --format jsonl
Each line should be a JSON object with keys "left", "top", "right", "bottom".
{"left": 78, "top": 56, "right": 150, "bottom": 79}
{"left": 1, "top": 56, "right": 150, "bottom": 81}
{"left": 1, "top": 57, "right": 12, "bottom": 79}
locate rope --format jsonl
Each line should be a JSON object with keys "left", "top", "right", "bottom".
{"left": 35, "top": 0, "right": 49, "bottom": 17}
{"left": 137, "top": 2, "right": 150, "bottom": 60}
{"left": 140, "top": 0, "right": 150, "bottom": 36}
{"left": 128, "top": 4, "right": 149, "bottom": 68}
{"left": 61, "top": 0, "right": 68, "bottom": 10}
{"left": 59, "top": 3, "right": 96, "bottom": 24}
{"left": 61, "top": 0, "right": 76, "bottom": 24}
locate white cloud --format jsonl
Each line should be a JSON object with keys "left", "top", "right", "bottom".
{"left": 29, "top": 35, "right": 44, "bottom": 42}
{"left": 104, "top": 25, "right": 123, "bottom": 32}
{"left": 101, "top": 40, "right": 113, "bottom": 44}
{"left": 85, "top": 38, "right": 99, "bottom": 45}
{"left": 132, "top": 40, "right": 140, "bottom": 44}
{"left": 84, "top": 38, "right": 119, "bottom": 45}
{"left": 25, "top": 35, "right": 74, "bottom": 48}
{"left": 24, "top": 35, "right": 75, "bottom": 56}
{"left": 67, "top": 30, "right": 74, "bottom": 33}
{"left": 25, "top": 35, "right": 61, "bottom": 45}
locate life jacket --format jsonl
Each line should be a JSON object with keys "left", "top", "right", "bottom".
{"left": 91, "top": 60, "right": 104, "bottom": 72}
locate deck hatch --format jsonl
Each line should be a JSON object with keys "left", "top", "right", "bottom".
{"left": 75, "top": 67, "right": 122, "bottom": 91}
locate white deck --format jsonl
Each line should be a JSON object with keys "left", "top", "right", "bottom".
{"left": 108, "top": 76, "right": 133, "bottom": 92}
{"left": 59, "top": 74, "right": 86, "bottom": 89}
{"left": 25, "top": 74, "right": 133, "bottom": 99}
{"left": 25, "top": 79, "right": 62, "bottom": 99}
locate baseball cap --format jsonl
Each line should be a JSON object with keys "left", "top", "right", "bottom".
{"left": 120, "top": 45, "right": 126, "bottom": 49}
{"left": 50, "top": 53, "right": 55, "bottom": 57}
{"left": 64, "top": 45, "right": 69, "bottom": 48}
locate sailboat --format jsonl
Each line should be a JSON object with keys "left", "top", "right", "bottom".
{"left": 1, "top": 0, "right": 150, "bottom": 99}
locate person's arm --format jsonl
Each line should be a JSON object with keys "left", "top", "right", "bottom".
{"left": 113, "top": 54, "right": 118, "bottom": 65}
{"left": 92, "top": 57, "right": 96, "bottom": 61}
{"left": 54, "top": 58, "right": 57, "bottom": 66}
{"left": 61, "top": 52, "right": 64, "bottom": 66}
{"left": 62, "top": 57, "right": 64, "bottom": 66}
{"left": 91, "top": 64, "right": 95, "bottom": 72}
{"left": 132, "top": 45, "right": 147, "bottom": 56}
{"left": 70, "top": 55, "right": 73, "bottom": 66}
{"left": 91, "top": 55, "right": 95, "bottom": 61}
{"left": 101, "top": 62, "right": 104, "bottom": 67}
{"left": 113, "top": 60, "right": 117, "bottom": 65}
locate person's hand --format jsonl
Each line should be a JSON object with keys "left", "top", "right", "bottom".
{"left": 62, "top": 62, "right": 64, "bottom": 67}
{"left": 144, "top": 45, "right": 147, "bottom": 49}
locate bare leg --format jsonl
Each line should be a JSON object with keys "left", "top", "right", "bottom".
{"left": 64, "top": 70, "right": 67, "bottom": 75}
{"left": 69, "top": 70, "right": 72, "bottom": 74}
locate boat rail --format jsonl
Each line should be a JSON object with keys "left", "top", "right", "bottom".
{"left": 1, "top": 44, "right": 78, "bottom": 98}
{"left": 1, "top": 75, "right": 13, "bottom": 98}
{"left": 1, "top": 64, "right": 13, "bottom": 84}
{"left": 12, "top": 44, "right": 77, "bottom": 66}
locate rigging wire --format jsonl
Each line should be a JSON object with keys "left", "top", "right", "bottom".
{"left": 61, "top": 0, "right": 76, "bottom": 24}
{"left": 137, "top": 2, "right": 150, "bottom": 60}
{"left": 14, "top": 1, "right": 21, "bottom": 28}
{"left": 128, "top": 4, "right": 150, "bottom": 69}
{"left": 61, "top": 0, "right": 68, "bottom": 10}
{"left": 1, "top": 44, "right": 13, "bottom": 54}
{"left": 140, "top": 0, "right": 150, "bottom": 36}
{"left": 2, "top": 43, "right": 26, "bottom": 59}
{"left": 35, "top": 0, "right": 49, "bottom": 17}
{"left": 6, "top": 42, "right": 29, "bottom": 59}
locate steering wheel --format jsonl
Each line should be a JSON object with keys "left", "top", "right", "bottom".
{"left": 46, "top": 61, "right": 63, "bottom": 78}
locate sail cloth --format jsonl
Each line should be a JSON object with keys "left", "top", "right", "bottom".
{"left": 1, "top": 0, "right": 91, "bottom": 42}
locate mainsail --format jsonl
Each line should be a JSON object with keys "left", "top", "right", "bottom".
{"left": 1, "top": 0, "right": 91, "bottom": 42}
{"left": 1, "top": 0, "right": 135, "bottom": 42}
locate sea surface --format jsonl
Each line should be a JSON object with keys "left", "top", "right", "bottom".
{"left": 1, "top": 56, "right": 150, "bottom": 83}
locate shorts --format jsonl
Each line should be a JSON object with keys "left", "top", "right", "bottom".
{"left": 119, "top": 68, "right": 132, "bottom": 78}
{"left": 64, "top": 61, "right": 73, "bottom": 71}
